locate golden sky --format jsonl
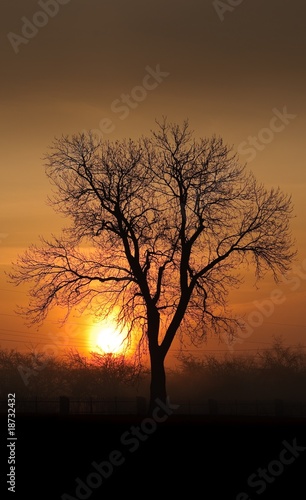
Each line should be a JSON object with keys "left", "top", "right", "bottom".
{"left": 1, "top": 0, "right": 306, "bottom": 363}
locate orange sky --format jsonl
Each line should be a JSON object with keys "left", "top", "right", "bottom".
{"left": 1, "top": 0, "right": 305, "bottom": 366}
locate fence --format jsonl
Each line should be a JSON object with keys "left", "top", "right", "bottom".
{"left": 0, "top": 396, "right": 147, "bottom": 415}
{"left": 1, "top": 397, "right": 306, "bottom": 417}
{"left": 175, "top": 399, "right": 306, "bottom": 418}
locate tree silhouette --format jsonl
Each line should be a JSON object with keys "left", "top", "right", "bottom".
{"left": 9, "top": 119, "right": 295, "bottom": 411}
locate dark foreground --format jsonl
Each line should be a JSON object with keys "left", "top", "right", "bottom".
{"left": 1, "top": 412, "right": 306, "bottom": 499}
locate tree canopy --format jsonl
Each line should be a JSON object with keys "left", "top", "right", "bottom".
{"left": 10, "top": 119, "right": 296, "bottom": 407}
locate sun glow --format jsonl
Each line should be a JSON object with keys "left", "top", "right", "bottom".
{"left": 89, "top": 317, "right": 129, "bottom": 355}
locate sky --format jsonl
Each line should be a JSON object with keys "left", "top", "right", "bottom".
{"left": 1, "top": 0, "right": 306, "bottom": 365}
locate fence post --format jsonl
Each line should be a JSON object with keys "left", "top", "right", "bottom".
{"left": 59, "top": 396, "right": 70, "bottom": 415}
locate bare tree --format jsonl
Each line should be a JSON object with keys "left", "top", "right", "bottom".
{"left": 9, "top": 119, "right": 295, "bottom": 411}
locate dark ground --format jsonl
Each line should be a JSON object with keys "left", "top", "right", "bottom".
{"left": 1, "top": 412, "right": 306, "bottom": 499}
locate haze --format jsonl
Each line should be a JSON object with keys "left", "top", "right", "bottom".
{"left": 1, "top": 0, "right": 305, "bottom": 364}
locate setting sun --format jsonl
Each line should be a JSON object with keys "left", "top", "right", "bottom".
{"left": 89, "top": 318, "right": 128, "bottom": 355}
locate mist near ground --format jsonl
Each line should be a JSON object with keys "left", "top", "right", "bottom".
{"left": 168, "top": 338, "right": 306, "bottom": 403}
{"left": 1, "top": 337, "right": 306, "bottom": 405}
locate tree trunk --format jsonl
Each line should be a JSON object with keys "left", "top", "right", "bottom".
{"left": 148, "top": 347, "right": 167, "bottom": 413}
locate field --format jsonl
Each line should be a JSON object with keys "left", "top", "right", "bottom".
{"left": 2, "top": 343, "right": 306, "bottom": 498}
{"left": 1, "top": 412, "right": 305, "bottom": 499}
